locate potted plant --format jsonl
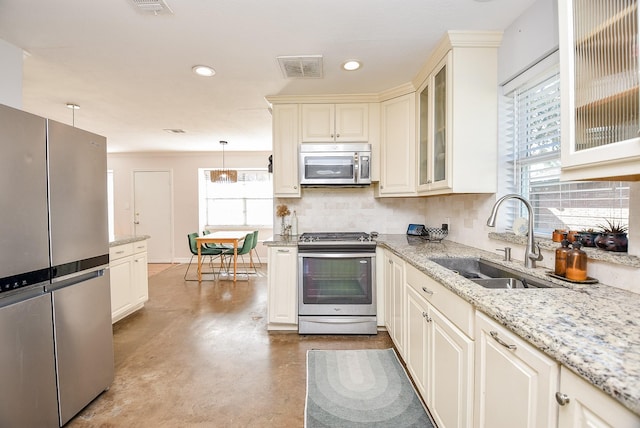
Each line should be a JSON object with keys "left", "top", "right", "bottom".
{"left": 578, "top": 228, "right": 599, "bottom": 247}
{"left": 594, "top": 220, "right": 628, "bottom": 252}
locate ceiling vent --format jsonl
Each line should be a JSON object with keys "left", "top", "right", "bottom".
{"left": 277, "top": 55, "right": 323, "bottom": 79}
{"left": 129, "top": 0, "right": 174, "bottom": 15}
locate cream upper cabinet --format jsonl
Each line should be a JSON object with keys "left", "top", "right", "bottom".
{"left": 379, "top": 93, "right": 417, "bottom": 196}
{"left": 415, "top": 31, "right": 501, "bottom": 196}
{"left": 267, "top": 246, "right": 298, "bottom": 329}
{"left": 272, "top": 104, "right": 301, "bottom": 197}
{"left": 559, "top": 0, "right": 640, "bottom": 181}
{"left": 475, "top": 312, "right": 559, "bottom": 428}
{"left": 301, "top": 104, "right": 369, "bottom": 142}
{"left": 557, "top": 366, "right": 640, "bottom": 428}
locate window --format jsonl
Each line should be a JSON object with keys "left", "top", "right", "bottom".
{"left": 500, "top": 56, "right": 629, "bottom": 236}
{"left": 199, "top": 169, "right": 272, "bottom": 227}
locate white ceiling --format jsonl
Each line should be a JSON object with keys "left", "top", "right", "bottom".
{"left": 0, "top": 0, "right": 536, "bottom": 153}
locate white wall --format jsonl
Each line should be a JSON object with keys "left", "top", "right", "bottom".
{"left": 108, "top": 151, "right": 272, "bottom": 262}
{"left": 498, "top": 0, "right": 559, "bottom": 85}
{"left": 0, "top": 39, "right": 23, "bottom": 108}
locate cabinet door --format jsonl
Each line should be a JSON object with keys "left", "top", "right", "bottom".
{"left": 379, "top": 93, "right": 417, "bottom": 196}
{"left": 406, "top": 286, "right": 429, "bottom": 398}
{"left": 390, "top": 253, "right": 405, "bottom": 356}
{"left": 335, "top": 104, "right": 368, "bottom": 141}
{"left": 475, "top": 312, "right": 559, "bottom": 428}
{"left": 428, "top": 55, "right": 451, "bottom": 190}
{"left": 559, "top": 0, "right": 640, "bottom": 181}
{"left": 301, "top": 104, "right": 334, "bottom": 141}
{"left": 557, "top": 366, "right": 640, "bottom": 428}
{"left": 109, "top": 256, "right": 133, "bottom": 323}
{"left": 267, "top": 247, "right": 298, "bottom": 326}
{"left": 429, "top": 305, "right": 474, "bottom": 428}
{"left": 132, "top": 251, "right": 149, "bottom": 305}
{"left": 272, "top": 105, "right": 301, "bottom": 197}
{"left": 383, "top": 250, "right": 405, "bottom": 355}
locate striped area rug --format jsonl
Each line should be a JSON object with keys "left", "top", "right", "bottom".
{"left": 305, "top": 348, "right": 434, "bottom": 428}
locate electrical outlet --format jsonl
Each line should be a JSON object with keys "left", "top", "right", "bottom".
{"left": 443, "top": 218, "right": 450, "bottom": 231}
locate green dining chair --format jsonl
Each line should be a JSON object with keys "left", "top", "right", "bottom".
{"left": 184, "top": 232, "right": 225, "bottom": 281}
{"left": 220, "top": 232, "right": 255, "bottom": 277}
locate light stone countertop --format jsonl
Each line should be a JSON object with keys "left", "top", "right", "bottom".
{"left": 264, "top": 234, "right": 640, "bottom": 415}
{"left": 109, "top": 235, "right": 150, "bottom": 247}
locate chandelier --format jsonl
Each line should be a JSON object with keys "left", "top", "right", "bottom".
{"left": 210, "top": 140, "right": 238, "bottom": 183}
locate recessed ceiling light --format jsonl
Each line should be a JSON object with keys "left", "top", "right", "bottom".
{"left": 342, "top": 60, "right": 361, "bottom": 71}
{"left": 163, "top": 128, "right": 186, "bottom": 134}
{"left": 192, "top": 65, "right": 216, "bottom": 77}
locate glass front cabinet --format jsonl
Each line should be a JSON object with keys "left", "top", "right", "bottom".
{"left": 414, "top": 31, "right": 501, "bottom": 196}
{"left": 559, "top": 0, "right": 640, "bottom": 181}
{"left": 418, "top": 53, "right": 451, "bottom": 193}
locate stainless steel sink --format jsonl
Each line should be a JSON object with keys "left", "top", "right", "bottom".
{"left": 429, "top": 257, "right": 562, "bottom": 289}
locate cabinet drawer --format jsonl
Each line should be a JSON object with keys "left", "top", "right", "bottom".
{"left": 109, "top": 243, "right": 133, "bottom": 261}
{"left": 406, "top": 263, "right": 474, "bottom": 338}
{"left": 132, "top": 240, "right": 147, "bottom": 254}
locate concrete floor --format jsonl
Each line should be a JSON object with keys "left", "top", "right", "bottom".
{"left": 67, "top": 263, "right": 393, "bottom": 427}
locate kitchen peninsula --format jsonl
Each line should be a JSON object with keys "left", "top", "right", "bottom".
{"left": 264, "top": 234, "right": 640, "bottom": 425}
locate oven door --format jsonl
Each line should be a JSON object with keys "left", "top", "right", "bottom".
{"left": 298, "top": 252, "right": 376, "bottom": 316}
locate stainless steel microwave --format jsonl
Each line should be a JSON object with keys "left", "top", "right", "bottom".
{"left": 299, "top": 143, "right": 371, "bottom": 186}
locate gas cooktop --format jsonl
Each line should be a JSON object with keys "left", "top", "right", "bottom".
{"left": 298, "top": 232, "right": 374, "bottom": 243}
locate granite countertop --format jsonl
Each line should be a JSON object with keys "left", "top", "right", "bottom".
{"left": 264, "top": 234, "right": 640, "bottom": 415}
{"left": 109, "top": 235, "right": 150, "bottom": 247}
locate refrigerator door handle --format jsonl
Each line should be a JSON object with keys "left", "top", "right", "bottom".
{"left": 48, "top": 267, "right": 107, "bottom": 290}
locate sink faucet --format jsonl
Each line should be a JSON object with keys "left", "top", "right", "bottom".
{"left": 486, "top": 194, "right": 543, "bottom": 268}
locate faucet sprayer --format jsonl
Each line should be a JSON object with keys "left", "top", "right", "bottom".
{"left": 487, "top": 194, "right": 543, "bottom": 268}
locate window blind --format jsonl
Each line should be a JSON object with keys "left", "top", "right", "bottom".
{"left": 502, "top": 65, "right": 630, "bottom": 236}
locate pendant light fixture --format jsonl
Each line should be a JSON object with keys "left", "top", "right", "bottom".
{"left": 210, "top": 140, "right": 238, "bottom": 183}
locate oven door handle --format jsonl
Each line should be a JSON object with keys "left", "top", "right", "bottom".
{"left": 297, "top": 252, "right": 376, "bottom": 258}
{"left": 302, "top": 318, "right": 375, "bottom": 324}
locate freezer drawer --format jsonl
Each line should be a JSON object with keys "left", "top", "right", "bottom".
{"left": 0, "top": 292, "right": 59, "bottom": 427}
{"left": 52, "top": 270, "right": 114, "bottom": 426}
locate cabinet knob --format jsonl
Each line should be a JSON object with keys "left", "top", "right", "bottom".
{"left": 293, "top": 185, "right": 298, "bottom": 189}
{"left": 421, "top": 286, "right": 434, "bottom": 295}
{"left": 422, "top": 311, "right": 432, "bottom": 322}
{"left": 555, "top": 392, "right": 570, "bottom": 406}
{"left": 277, "top": 249, "right": 290, "bottom": 253}
{"left": 489, "top": 330, "right": 517, "bottom": 350}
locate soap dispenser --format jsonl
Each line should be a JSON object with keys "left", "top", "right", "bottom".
{"left": 554, "top": 234, "right": 571, "bottom": 276}
{"left": 566, "top": 241, "right": 588, "bottom": 281}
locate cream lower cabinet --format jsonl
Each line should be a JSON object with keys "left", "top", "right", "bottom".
{"left": 475, "top": 311, "right": 559, "bottom": 428}
{"left": 405, "top": 264, "right": 474, "bottom": 428}
{"left": 267, "top": 246, "right": 298, "bottom": 330}
{"left": 383, "top": 250, "right": 406, "bottom": 357}
{"left": 109, "top": 240, "right": 149, "bottom": 324}
{"left": 557, "top": 366, "right": 640, "bottom": 428}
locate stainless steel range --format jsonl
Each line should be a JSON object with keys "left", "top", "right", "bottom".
{"left": 297, "top": 232, "right": 377, "bottom": 334}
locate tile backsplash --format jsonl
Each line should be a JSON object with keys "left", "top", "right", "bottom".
{"left": 275, "top": 186, "right": 427, "bottom": 235}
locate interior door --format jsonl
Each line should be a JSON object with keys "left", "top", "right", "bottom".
{"left": 133, "top": 170, "right": 172, "bottom": 262}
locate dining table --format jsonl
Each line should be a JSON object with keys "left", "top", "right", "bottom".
{"left": 195, "top": 231, "right": 248, "bottom": 282}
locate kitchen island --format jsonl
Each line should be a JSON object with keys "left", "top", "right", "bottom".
{"left": 109, "top": 235, "right": 150, "bottom": 323}
{"left": 264, "top": 234, "right": 640, "bottom": 420}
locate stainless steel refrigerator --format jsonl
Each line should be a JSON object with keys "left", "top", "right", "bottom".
{"left": 0, "top": 104, "right": 59, "bottom": 427}
{"left": 0, "top": 103, "right": 114, "bottom": 427}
